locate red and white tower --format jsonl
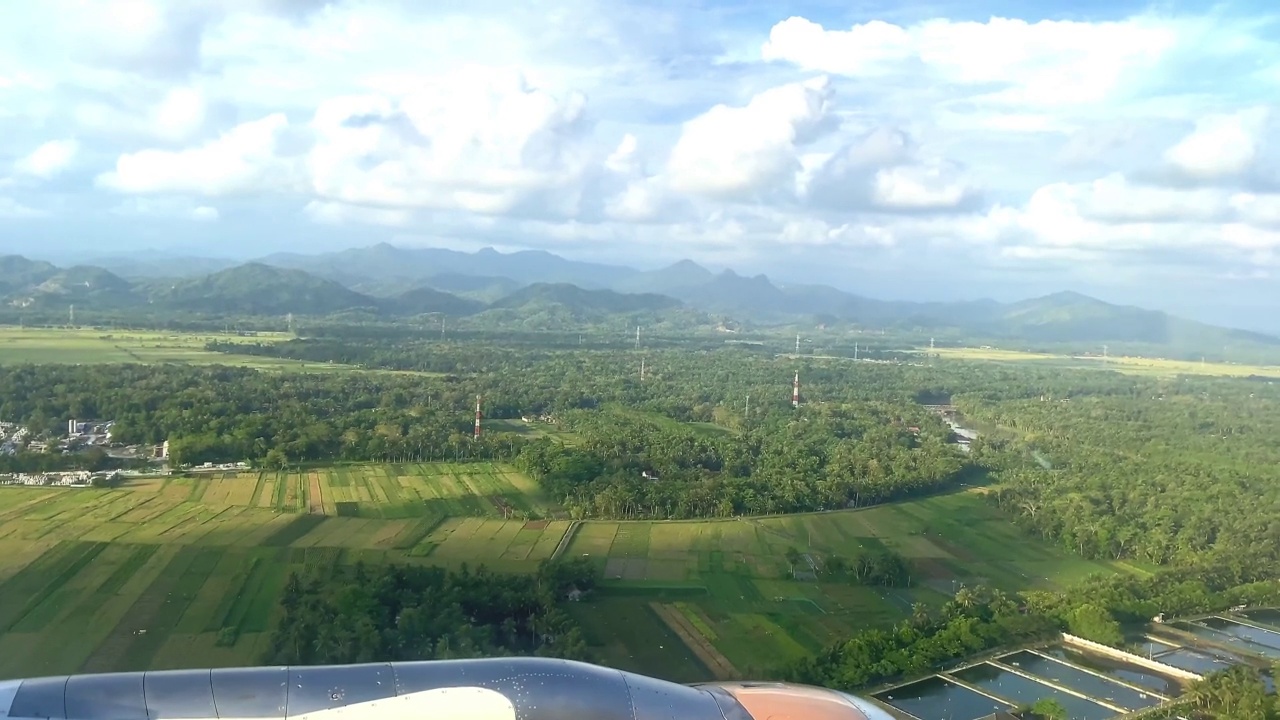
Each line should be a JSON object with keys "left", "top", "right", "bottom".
{"left": 792, "top": 371, "right": 800, "bottom": 408}
{"left": 474, "top": 395, "right": 482, "bottom": 440}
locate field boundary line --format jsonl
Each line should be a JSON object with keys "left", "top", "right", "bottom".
{"left": 648, "top": 601, "right": 738, "bottom": 680}
{"left": 550, "top": 520, "right": 581, "bottom": 561}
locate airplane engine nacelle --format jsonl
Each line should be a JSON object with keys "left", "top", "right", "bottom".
{"left": 0, "top": 658, "right": 893, "bottom": 720}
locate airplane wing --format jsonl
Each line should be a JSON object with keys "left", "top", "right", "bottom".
{"left": 0, "top": 657, "right": 891, "bottom": 720}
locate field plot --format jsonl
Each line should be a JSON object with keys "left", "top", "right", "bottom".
{"left": 121, "top": 463, "right": 561, "bottom": 520}
{"left": 486, "top": 418, "right": 581, "bottom": 445}
{"left": 0, "top": 460, "right": 574, "bottom": 680}
{"left": 414, "top": 518, "right": 571, "bottom": 572}
{"left": 568, "top": 597, "right": 709, "bottom": 683}
{"left": 0, "top": 327, "right": 356, "bottom": 370}
{"left": 567, "top": 490, "right": 1137, "bottom": 680}
{"left": 0, "top": 470, "right": 1138, "bottom": 684}
{"left": 930, "top": 346, "right": 1280, "bottom": 378}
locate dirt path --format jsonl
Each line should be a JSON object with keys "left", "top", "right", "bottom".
{"left": 649, "top": 602, "right": 738, "bottom": 680}
{"left": 307, "top": 472, "right": 324, "bottom": 514}
{"left": 550, "top": 520, "right": 580, "bottom": 561}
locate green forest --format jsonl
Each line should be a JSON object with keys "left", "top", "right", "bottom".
{"left": 263, "top": 558, "right": 597, "bottom": 665}
{"left": 3, "top": 330, "right": 1280, "bottom": 717}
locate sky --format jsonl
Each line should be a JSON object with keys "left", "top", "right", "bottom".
{"left": 1, "top": 0, "right": 1279, "bottom": 331}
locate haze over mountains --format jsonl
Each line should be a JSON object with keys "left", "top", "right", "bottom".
{"left": 0, "top": 243, "right": 1275, "bottom": 355}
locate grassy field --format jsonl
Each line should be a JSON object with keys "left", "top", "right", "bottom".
{"left": 0, "top": 462, "right": 571, "bottom": 678}
{"left": 0, "top": 465, "right": 1143, "bottom": 683}
{"left": 164, "top": 463, "right": 563, "bottom": 520}
{"left": 486, "top": 418, "right": 582, "bottom": 445}
{"left": 929, "top": 346, "right": 1280, "bottom": 378}
{"left": 561, "top": 490, "right": 1146, "bottom": 680}
{"left": 0, "top": 327, "right": 350, "bottom": 370}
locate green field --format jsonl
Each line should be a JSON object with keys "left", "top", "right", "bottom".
{"left": 0, "top": 327, "right": 347, "bottom": 370}
{"left": 0, "top": 462, "right": 571, "bottom": 678}
{"left": 560, "top": 486, "right": 1141, "bottom": 676}
{"left": 929, "top": 346, "right": 1280, "bottom": 378}
{"left": 167, "top": 463, "right": 564, "bottom": 520}
{"left": 561, "top": 490, "right": 1145, "bottom": 679}
{"left": 0, "top": 465, "right": 1143, "bottom": 682}
{"left": 487, "top": 418, "right": 582, "bottom": 445}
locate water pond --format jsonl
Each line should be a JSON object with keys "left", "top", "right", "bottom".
{"left": 875, "top": 675, "right": 1011, "bottom": 720}
{"left": 1038, "top": 646, "right": 1183, "bottom": 696}
{"left": 998, "top": 651, "right": 1162, "bottom": 710}
{"left": 951, "top": 663, "right": 1114, "bottom": 720}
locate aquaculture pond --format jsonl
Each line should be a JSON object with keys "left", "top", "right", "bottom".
{"left": 1239, "top": 609, "right": 1280, "bottom": 629}
{"left": 1171, "top": 620, "right": 1280, "bottom": 660}
{"left": 874, "top": 675, "right": 1011, "bottom": 720}
{"left": 998, "top": 651, "right": 1163, "bottom": 711}
{"left": 1038, "top": 646, "right": 1183, "bottom": 696}
{"left": 1153, "top": 647, "right": 1240, "bottom": 675}
{"left": 951, "top": 663, "right": 1115, "bottom": 720}
{"left": 1201, "top": 616, "right": 1280, "bottom": 651}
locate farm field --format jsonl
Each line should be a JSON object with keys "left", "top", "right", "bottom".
{"left": 0, "top": 462, "right": 571, "bottom": 679}
{"left": 0, "top": 326, "right": 344, "bottom": 369}
{"left": 929, "top": 346, "right": 1280, "bottom": 378}
{"left": 486, "top": 418, "right": 582, "bottom": 445}
{"left": 153, "top": 462, "right": 563, "bottom": 520}
{"left": 563, "top": 490, "right": 1148, "bottom": 679}
{"left": 604, "top": 404, "right": 736, "bottom": 438}
{"left": 0, "top": 466, "right": 1144, "bottom": 684}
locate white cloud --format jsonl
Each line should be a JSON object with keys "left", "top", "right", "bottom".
{"left": 14, "top": 139, "right": 78, "bottom": 178}
{"left": 152, "top": 87, "right": 207, "bottom": 141}
{"left": 1071, "top": 174, "right": 1231, "bottom": 223}
{"left": 0, "top": 197, "right": 45, "bottom": 217}
{"left": 303, "top": 200, "right": 415, "bottom": 228}
{"left": 306, "top": 69, "right": 592, "bottom": 217}
{"left": 1, "top": 0, "right": 1279, "bottom": 321}
{"left": 802, "top": 127, "right": 981, "bottom": 213}
{"left": 1231, "top": 193, "right": 1280, "bottom": 228}
{"left": 191, "top": 205, "right": 218, "bottom": 221}
{"left": 1163, "top": 107, "right": 1269, "bottom": 181}
{"left": 762, "top": 15, "right": 1179, "bottom": 107}
{"left": 97, "top": 113, "right": 293, "bottom": 195}
{"left": 666, "top": 76, "right": 834, "bottom": 200}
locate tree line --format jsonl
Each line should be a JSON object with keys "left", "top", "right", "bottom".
{"left": 781, "top": 559, "right": 1280, "bottom": 694}
{"left": 263, "top": 558, "right": 597, "bottom": 665}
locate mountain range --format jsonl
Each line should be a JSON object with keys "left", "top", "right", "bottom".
{"left": 1, "top": 243, "right": 1276, "bottom": 354}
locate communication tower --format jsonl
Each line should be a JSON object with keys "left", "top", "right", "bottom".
{"left": 474, "top": 395, "right": 482, "bottom": 440}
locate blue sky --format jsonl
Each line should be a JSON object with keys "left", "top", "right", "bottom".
{"left": 0, "top": 0, "right": 1278, "bottom": 331}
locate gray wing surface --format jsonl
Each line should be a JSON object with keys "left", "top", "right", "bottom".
{"left": 0, "top": 658, "right": 751, "bottom": 720}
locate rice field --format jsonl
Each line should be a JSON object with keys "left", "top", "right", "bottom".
{"left": 124, "top": 463, "right": 563, "bottom": 520}
{"left": 929, "top": 346, "right": 1280, "bottom": 378}
{"left": 0, "top": 470, "right": 1143, "bottom": 685}
{"left": 0, "top": 462, "right": 569, "bottom": 679}
{"left": 565, "top": 490, "right": 1145, "bottom": 680}
{"left": 0, "top": 327, "right": 347, "bottom": 369}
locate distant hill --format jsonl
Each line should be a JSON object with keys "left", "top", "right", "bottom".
{"left": 258, "top": 243, "right": 633, "bottom": 289}
{"left": 420, "top": 273, "right": 524, "bottom": 303}
{"left": 86, "top": 253, "right": 240, "bottom": 279}
{"left": 488, "top": 283, "right": 680, "bottom": 316}
{"left": 612, "top": 259, "right": 716, "bottom": 295}
{"left": 385, "top": 285, "right": 485, "bottom": 316}
{"left": 986, "top": 291, "right": 1280, "bottom": 346}
{"left": 149, "top": 263, "right": 378, "bottom": 316}
{"left": 477, "top": 283, "right": 689, "bottom": 330}
{"left": 0, "top": 255, "right": 58, "bottom": 296}
{"left": 0, "top": 258, "right": 140, "bottom": 309}
{"left": 1, "top": 247, "right": 1277, "bottom": 355}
